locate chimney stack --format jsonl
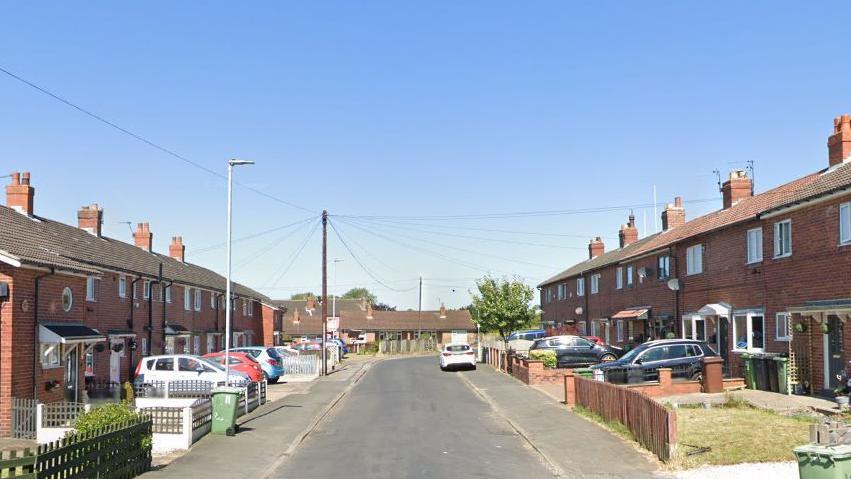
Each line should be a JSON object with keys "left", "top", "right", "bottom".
{"left": 366, "top": 302, "right": 374, "bottom": 319}
{"left": 6, "top": 171, "right": 34, "bottom": 216}
{"left": 721, "top": 170, "right": 753, "bottom": 209}
{"left": 133, "top": 222, "right": 153, "bottom": 252}
{"left": 439, "top": 303, "right": 447, "bottom": 319}
{"left": 662, "top": 197, "right": 686, "bottom": 231}
{"left": 588, "top": 237, "right": 605, "bottom": 259}
{"left": 618, "top": 212, "right": 638, "bottom": 248}
{"left": 169, "top": 236, "right": 185, "bottom": 262}
{"left": 829, "top": 114, "right": 851, "bottom": 167}
{"left": 77, "top": 204, "right": 103, "bottom": 236}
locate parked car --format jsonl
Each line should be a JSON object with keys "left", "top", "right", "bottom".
{"left": 508, "top": 329, "right": 546, "bottom": 342}
{"left": 273, "top": 346, "right": 299, "bottom": 357}
{"left": 529, "top": 335, "right": 623, "bottom": 368}
{"left": 229, "top": 347, "right": 286, "bottom": 383}
{"left": 589, "top": 339, "right": 719, "bottom": 381}
{"left": 134, "top": 354, "right": 248, "bottom": 385}
{"left": 293, "top": 342, "right": 322, "bottom": 352}
{"left": 203, "top": 352, "right": 263, "bottom": 382}
{"left": 439, "top": 343, "right": 476, "bottom": 371}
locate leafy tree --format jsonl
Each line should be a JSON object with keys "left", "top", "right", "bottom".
{"left": 372, "top": 302, "right": 396, "bottom": 311}
{"left": 340, "top": 287, "right": 378, "bottom": 304}
{"left": 290, "top": 292, "right": 316, "bottom": 300}
{"left": 470, "top": 275, "right": 535, "bottom": 349}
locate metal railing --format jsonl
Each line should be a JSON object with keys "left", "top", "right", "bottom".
{"left": 602, "top": 363, "right": 693, "bottom": 385}
{"left": 280, "top": 355, "right": 320, "bottom": 377}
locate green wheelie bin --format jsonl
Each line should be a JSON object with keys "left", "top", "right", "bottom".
{"left": 574, "top": 368, "right": 593, "bottom": 379}
{"left": 774, "top": 356, "right": 789, "bottom": 395}
{"left": 741, "top": 353, "right": 757, "bottom": 389}
{"left": 211, "top": 386, "right": 243, "bottom": 436}
{"left": 795, "top": 444, "right": 851, "bottom": 478}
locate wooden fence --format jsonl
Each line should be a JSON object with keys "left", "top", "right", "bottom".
{"left": 574, "top": 376, "right": 677, "bottom": 461}
{"left": 0, "top": 418, "right": 152, "bottom": 478}
{"left": 11, "top": 398, "right": 38, "bottom": 440}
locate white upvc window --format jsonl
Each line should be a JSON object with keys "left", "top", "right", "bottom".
{"left": 733, "top": 311, "right": 765, "bottom": 352}
{"left": 657, "top": 255, "right": 670, "bottom": 279}
{"left": 615, "top": 267, "right": 623, "bottom": 289}
{"left": 118, "top": 276, "right": 127, "bottom": 298}
{"left": 747, "top": 227, "right": 763, "bottom": 264}
{"left": 194, "top": 289, "right": 202, "bottom": 311}
{"left": 248, "top": 301, "right": 253, "bottom": 317}
{"left": 577, "top": 277, "right": 585, "bottom": 296}
{"left": 242, "top": 299, "right": 249, "bottom": 316}
{"left": 616, "top": 320, "right": 624, "bottom": 342}
{"left": 577, "top": 321, "right": 587, "bottom": 336}
{"left": 141, "top": 338, "right": 148, "bottom": 356}
{"left": 776, "top": 312, "right": 791, "bottom": 341}
{"left": 590, "top": 274, "right": 600, "bottom": 294}
{"left": 165, "top": 285, "right": 172, "bottom": 303}
{"left": 40, "top": 344, "right": 61, "bottom": 368}
{"left": 143, "top": 280, "right": 151, "bottom": 300}
{"left": 840, "top": 202, "right": 851, "bottom": 245}
{"left": 773, "top": 219, "right": 792, "bottom": 258}
{"left": 590, "top": 321, "right": 598, "bottom": 337}
{"left": 686, "top": 244, "right": 704, "bottom": 275}
{"left": 211, "top": 293, "right": 217, "bottom": 309}
{"left": 545, "top": 288, "right": 553, "bottom": 304}
{"left": 193, "top": 336, "right": 201, "bottom": 355}
{"left": 626, "top": 265, "right": 634, "bottom": 287}
{"left": 131, "top": 281, "right": 137, "bottom": 300}
{"left": 86, "top": 276, "right": 98, "bottom": 302}
{"left": 557, "top": 283, "right": 565, "bottom": 300}
{"left": 184, "top": 288, "right": 191, "bottom": 311}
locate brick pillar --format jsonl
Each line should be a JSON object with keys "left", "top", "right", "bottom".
{"left": 527, "top": 360, "right": 543, "bottom": 385}
{"left": 658, "top": 368, "right": 673, "bottom": 393}
{"left": 702, "top": 356, "right": 725, "bottom": 393}
{"left": 564, "top": 370, "right": 576, "bottom": 406}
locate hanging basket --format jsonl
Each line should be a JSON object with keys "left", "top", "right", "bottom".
{"left": 821, "top": 322, "right": 831, "bottom": 334}
{"left": 111, "top": 343, "right": 124, "bottom": 353}
{"left": 94, "top": 343, "right": 105, "bottom": 353}
{"left": 794, "top": 323, "right": 807, "bottom": 333}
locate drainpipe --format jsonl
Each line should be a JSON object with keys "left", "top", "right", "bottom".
{"left": 215, "top": 293, "right": 223, "bottom": 351}
{"left": 0, "top": 292, "right": 7, "bottom": 405}
{"left": 33, "top": 268, "right": 55, "bottom": 400}
{"left": 127, "top": 277, "right": 141, "bottom": 381}
{"left": 161, "top": 279, "right": 173, "bottom": 355}
{"left": 583, "top": 275, "right": 590, "bottom": 331}
{"left": 672, "top": 247, "right": 681, "bottom": 338}
{"left": 147, "top": 263, "right": 163, "bottom": 364}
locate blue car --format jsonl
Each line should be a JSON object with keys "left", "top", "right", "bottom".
{"left": 329, "top": 338, "right": 348, "bottom": 355}
{"left": 229, "top": 347, "right": 285, "bottom": 383}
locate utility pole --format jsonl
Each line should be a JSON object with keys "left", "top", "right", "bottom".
{"left": 417, "top": 275, "right": 422, "bottom": 337}
{"left": 321, "top": 210, "right": 328, "bottom": 376}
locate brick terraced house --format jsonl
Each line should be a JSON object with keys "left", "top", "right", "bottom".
{"left": 0, "top": 172, "right": 282, "bottom": 435}
{"left": 539, "top": 114, "right": 851, "bottom": 395}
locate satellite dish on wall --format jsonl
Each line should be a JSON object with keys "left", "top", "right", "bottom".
{"left": 666, "top": 278, "right": 682, "bottom": 291}
{"left": 575, "top": 306, "right": 583, "bottom": 315}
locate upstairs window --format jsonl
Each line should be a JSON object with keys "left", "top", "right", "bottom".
{"left": 557, "top": 283, "right": 565, "bottom": 300}
{"left": 118, "top": 276, "right": 127, "bottom": 298}
{"left": 577, "top": 277, "right": 585, "bottom": 296}
{"left": 211, "top": 294, "right": 217, "bottom": 309}
{"left": 164, "top": 285, "right": 172, "bottom": 303}
{"left": 184, "top": 288, "right": 191, "bottom": 311}
{"left": 657, "top": 255, "right": 670, "bottom": 279}
{"left": 626, "top": 266, "right": 634, "bottom": 287}
{"left": 841, "top": 202, "right": 851, "bottom": 245}
{"left": 194, "top": 289, "right": 202, "bottom": 311}
{"left": 615, "top": 267, "right": 623, "bottom": 290}
{"left": 590, "top": 274, "right": 600, "bottom": 294}
{"left": 686, "top": 244, "right": 703, "bottom": 275}
{"left": 143, "top": 280, "right": 151, "bottom": 300}
{"left": 86, "top": 277, "right": 99, "bottom": 302}
{"left": 747, "top": 228, "right": 763, "bottom": 264}
{"left": 773, "top": 220, "right": 792, "bottom": 258}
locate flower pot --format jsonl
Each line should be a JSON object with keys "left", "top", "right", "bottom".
{"left": 837, "top": 395, "right": 849, "bottom": 408}
{"left": 822, "top": 323, "right": 832, "bottom": 334}
{"left": 794, "top": 323, "right": 807, "bottom": 333}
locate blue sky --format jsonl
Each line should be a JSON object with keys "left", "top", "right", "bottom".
{"left": 1, "top": 2, "right": 849, "bottom": 309}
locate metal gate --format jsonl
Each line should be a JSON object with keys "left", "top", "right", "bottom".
{"left": 11, "top": 398, "right": 38, "bottom": 439}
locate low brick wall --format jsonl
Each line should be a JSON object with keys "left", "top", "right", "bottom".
{"left": 563, "top": 368, "right": 747, "bottom": 404}
{"left": 509, "top": 355, "right": 576, "bottom": 386}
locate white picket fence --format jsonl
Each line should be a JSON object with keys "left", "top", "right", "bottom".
{"left": 281, "top": 355, "right": 321, "bottom": 382}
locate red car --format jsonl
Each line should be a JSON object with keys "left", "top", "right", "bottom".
{"left": 202, "top": 352, "right": 263, "bottom": 382}
{"left": 582, "top": 336, "right": 607, "bottom": 346}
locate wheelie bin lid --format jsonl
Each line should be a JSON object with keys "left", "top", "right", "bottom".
{"left": 773, "top": 356, "right": 788, "bottom": 362}
{"left": 795, "top": 444, "right": 851, "bottom": 460}
{"left": 213, "top": 386, "right": 244, "bottom": 395}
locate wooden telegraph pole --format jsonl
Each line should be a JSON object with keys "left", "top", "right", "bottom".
{"left": 321, "top": 210, "right": 328, "bottom": 376}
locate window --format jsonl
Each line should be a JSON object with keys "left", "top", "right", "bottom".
{"left": 40, "top": 344, "right": 60, "bottom": 368}
{"left": 841, "top": 202, "right": 851, "bottom": 244}
{"left": 165, "top": 337, "right": 175, "bottom": 354}
{"left": 577, "top": 277, "right": 585, "bottom": 296}
{"left": 193, "top": 336, "right": 201, "bottom": 355}
{"left": 86, "top": 277, "right": 98, "bottom": 302}
{"left": 590, "top": 274, "right": 600, "bottom": 294}
{"left": 141, "top": 338, "right": 148, "bottom": 356}
{"left": 747, "top": 228, "right": 763, "bottom": 263}
{"left": 61, "top": 287, "right": 73, "bottom": 312}
{"left": 590, "top": 321, "right": 597, "bottom": 336}
{"left": 132, "top": 281, "right": 137, "bottom": 300}
{"left": 118, "top": 276, "right": 127, "bottom": 298}
{"left": 242, "top": 299, "right": 249, "bottom": 316}
{"left": 557, "top": 283, "right": 565, "bottom": 300}
{"left": 545, "top": 288, "right": 553, "bottom": 304}
{"left": 184, "top": 288, "right": 191, "bottom": 311}
{"left": 143, "top": 280, "right": 151, "bottom": 300}
{"left": 686, "top": 244, "right": 703, "bottom": 275}
{"left": 211, "top": 294, "right": 217, "bottom": 309}
{"left": 640, "top": 346, "right": 666, "bottom": 363}
{"left": 657, "top": 255, "right": 670, "bottom": 279}
{"left": 733, "top": 312, "right": 765, "bottom": 351}
{"left": 165, "top": 285, "right": 172, "bottom": 303}
{"left": 248, "top": 301, "right": 253, "bottom": 317}
{"left": 194, "top": 289, "right": 201, "bottom": 311}
{"left": 626, "top": 265, "right": 634, "bottom": 287}
{"left": 774, "top": 220, "right": 792, "bottom": 258}
{"left": 616, "top": 320, "right": 624, "bottom": 342}
{"left": 776, "top": 312, "right": 791, "bottom": 341}
{"left": 577, "top": 321, "right": 587, "bottom": 335}
{"left": 615, "top": 267, "right": 623, "bottom": 289}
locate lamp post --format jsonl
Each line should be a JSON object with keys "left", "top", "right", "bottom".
{"left": 225, "top": 159, "right": 254, "bottom": 381}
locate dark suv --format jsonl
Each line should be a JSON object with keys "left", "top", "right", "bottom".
{"left": 590, "top": 339, "right": 718, "bottom": 381}
{"left": 529, "top": 335, "right": 623, "bottom": 367}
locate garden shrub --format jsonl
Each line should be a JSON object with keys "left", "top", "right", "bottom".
{"left": 70, "top": 402, "right": 152, "bottom": 449}
{"left": 529, "top": 349, "right": 557, "bottom": 369}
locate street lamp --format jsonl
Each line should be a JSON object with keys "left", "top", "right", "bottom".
{"left": 332, "top": 259, "right": 343, "bottom": 338}
{"left": 225, "top": 159, "right": 254, "bottom": 381}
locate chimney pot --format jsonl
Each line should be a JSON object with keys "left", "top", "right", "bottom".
{"left": 588, "top": 237, "right": 605, "bottom": 259}
{"left": 662, "top": 197, "right": 686, "bottom": 231}
{"left": 829, "top": 114, "right": 851, "bottom": 167}
{"left": 169, "top": 235, "right": 185, "bottom": 262}
{"left": 721, "top": 170, "right": 753, "bottom": 209}
{"left": 618, "top": 212, "right": 639, "bottom": 248}
{"left": 77, "top": 203, "right": 103, "bottom": 236}
{"left": 134, "top": 222, "right": 153, "bottom": 252}
{"left": 6, "top": 171, "right": 35, "bottom": 216}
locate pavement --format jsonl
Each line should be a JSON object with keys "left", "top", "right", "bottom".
{"left": 142, "top": 357, "right": 376, "bottom": 479}
{"left": 658, "top": 388, "right": 837, "bottom": 415}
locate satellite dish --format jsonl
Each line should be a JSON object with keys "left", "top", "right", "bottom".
{"left": 575, "top": 306, "right": 583, "bottom": 315}
{"left": 667, "top": 278, "right": 682, "bottom": 291}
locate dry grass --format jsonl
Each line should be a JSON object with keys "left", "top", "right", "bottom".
{"left": 670, "top": 402, "right": 814, "bottom": 469}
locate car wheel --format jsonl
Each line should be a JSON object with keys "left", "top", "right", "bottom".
{"left": 600, "top": 354, "right": 617, "bottom": 362}
{"left": 268, "top": 377, "right": 279, "bottom": 384}
{"left": 691, "top": 371, "right": 702, "bottom": 381}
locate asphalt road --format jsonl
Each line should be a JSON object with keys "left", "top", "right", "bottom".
{"left": 272, "top": 356, "right": 555, "bottom": 478}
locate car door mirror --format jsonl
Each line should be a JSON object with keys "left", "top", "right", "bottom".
{"left": 196, "top": 366, "right": 205, "bottom": 374}
{"left": 634, "top": 358, "right": 642, "bottom": 365}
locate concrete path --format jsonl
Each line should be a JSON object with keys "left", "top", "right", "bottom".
{"left": 143, "top": 358, "right": 375, "bottom": 479}
{"left": 459, "top": 365, "right": 660, "bottom": 478}
{"left": 272, "top": 356, "right": 556, "bottom": 478}
{"left": 659, "top": 388, "right": 837, "bottom": 415}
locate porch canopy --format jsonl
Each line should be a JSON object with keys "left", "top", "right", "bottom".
{"left": 697, "top": 303, "right": 731, "bottom": 317}
{"left": 611, "top": 308, "right": 649, "bottom": 320}
{"left": 164, "top": 324, "right": 191, "bottom": 336}
{"left": 106, "top": 328, "right": 136, "bottom": 338}
{"left": 39, "top": 323, "right": 105, "bottom": 345}
{"left": 788, "top": 299, "right": 851, "bottom": 315}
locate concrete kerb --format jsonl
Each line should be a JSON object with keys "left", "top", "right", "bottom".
{"left": 455, "top": 371, "right": 568, "bottom": 478}
{"left": 257, "top": 359, "right": 376, "bottom": 479}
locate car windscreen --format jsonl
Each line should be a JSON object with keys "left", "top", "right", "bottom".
{"left": 618, "top": 344, "right": 647, "bottom": 363}
{"left": 446, "top": 345, "right": 470, "bottom": 352}
{"left": 266, "top": 348, "right": 282, "bottom": 360}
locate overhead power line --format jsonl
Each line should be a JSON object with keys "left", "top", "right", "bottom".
{"left": 266, "top": 218, "right": 321, "bottom": 288}
{"left": 233, "top": 219, "right": 314, "bottom": 273}
{"left": 329, "top": 219, "right": 419, "bottom": 293}
{"left": 193, "top": 216, "right": 317, "bottom": 254}
{"left": 0, "top": 65, "right": 315, "bottom": 213}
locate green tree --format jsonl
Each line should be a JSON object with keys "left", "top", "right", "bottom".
{"left": 470, "top": 275, "right": 535, "bottom": 349}
{"left": 290, "top": 292, "right": 315, "bottom": 300}
{"left": 340, "top": 287, "right": 378, "bottom": 304}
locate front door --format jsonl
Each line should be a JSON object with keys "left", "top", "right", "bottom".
{"left": 65, "top": 347, "right": 78, "bottom": 402}
{"left": 109, "top": 347, "right": 121, "bottom": 383}
{"left": 827, "top": 314, "right": 844, "bottom": 392}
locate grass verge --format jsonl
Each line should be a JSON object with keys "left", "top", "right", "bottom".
{"left": 572, "top": 405, "right": 635, "bottom": 442}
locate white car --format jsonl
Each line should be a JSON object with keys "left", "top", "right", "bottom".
{"left": 135, "top": 354, "right": 248, "bottom": 385}
{"left": 439, "top": 343, "right": 476, "bottom": 371}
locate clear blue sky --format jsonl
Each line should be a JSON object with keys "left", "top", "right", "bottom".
{"left": 2, "top": 2, "right": 849, "bottom": 309}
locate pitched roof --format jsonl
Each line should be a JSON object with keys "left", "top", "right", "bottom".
{"left": 539, "top": 161, "right": 851, "bottom": 287}
{"left": 0, "top": 205, "right": 272, "bottom": 303}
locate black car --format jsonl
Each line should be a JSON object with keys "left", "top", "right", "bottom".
{"left": 529, "top": 335, "right": 623, "bottom": 368}
{"left": 589, "top": 339, "right": 719, "bottom": 381}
